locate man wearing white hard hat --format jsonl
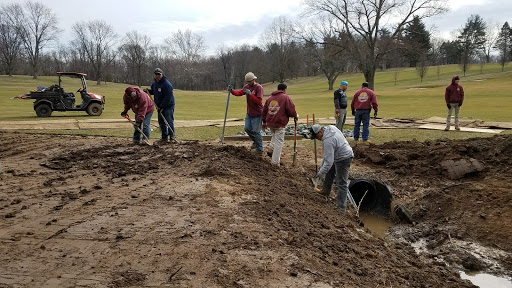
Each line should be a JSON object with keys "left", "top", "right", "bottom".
{"left": 228, "top": 72, "right": 264, "bottom": 155}
{"left": 310, "top": 124, "right": 354, "bottom": 211}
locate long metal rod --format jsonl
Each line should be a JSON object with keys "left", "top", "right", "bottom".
{"left": 292, "top": 117, "right": 297, "bottom": 166}
{"left": 155, "top": 104, "right": 174, "bottom": 137}
{"left": 221, "top": 66, "right": 235, "bottom": 144}
{"left": 313, "top": 114, "right": 318, "bottom": 174}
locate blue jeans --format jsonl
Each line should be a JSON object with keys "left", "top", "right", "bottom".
{"left": 354, "top": 109, "right": 370, "bottom": 141}
{"left": 244, "top": 114, "right": 263, "bottom": 153}
{"left": 322, "top": 157, "right": 353, "bottom": 210}
{"left": 133, "top": 112, "right": 153, "bottom": 143}
{"left": 158, "top": 105, "right": 175, "bottom": 139}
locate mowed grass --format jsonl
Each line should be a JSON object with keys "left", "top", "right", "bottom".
{"left": 1, "top": 62, "right": 511, "bottom": 142}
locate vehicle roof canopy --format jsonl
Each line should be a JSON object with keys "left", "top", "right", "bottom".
{"left": 57, "top": 72, "right": 87, "bottom": 78}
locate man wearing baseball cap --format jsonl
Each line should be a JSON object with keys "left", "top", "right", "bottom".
{"left": 334, "top": 81, "right": 348, "bottom": 132}
{"left": 145, "top": 68, "right": 175, "bottom": 142}
{"left": 228, "top": 72, "right": 264, "bottom": 155}
{"left": 310, "top": 124, "right": 354, "bottom": 212}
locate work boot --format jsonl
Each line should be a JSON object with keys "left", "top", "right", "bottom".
{"left": 444, "top": 126, "right": 450, "bottom": 131}
{"left": 455, "top": 125, "right": 460, "bottom": 131}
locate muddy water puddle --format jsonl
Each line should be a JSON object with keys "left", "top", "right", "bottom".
{"left": 359, "top": 212, "right": 393, "bottom": 238}
{"left": 460, "top": 271, "right": 512, "bottom": 288}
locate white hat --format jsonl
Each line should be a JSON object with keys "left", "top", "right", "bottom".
{"left": 245, "top": 72, "right": 257, "bottom": 82}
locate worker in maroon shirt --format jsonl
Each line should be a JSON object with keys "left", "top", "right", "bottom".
{"left": 444, "top": 75, "right": 464, "bottom": 131}
{"left": 350, "top": 82, "right": 378, "bottom": 142}
{"left": 228, "top": 72, "right": 264, "bottom": 155}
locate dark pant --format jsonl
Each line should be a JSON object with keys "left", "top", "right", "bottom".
{"left": 322, "top": 157, "right": 353, "bottom": 210}
{"left": 158, "top": 105, "right": 175, "bottom": 139}
{"left": 133, "top": 112, "right": 153, "bottom": 143}
{"left": 354, "top": 109, "right": 370, "bottom": 141}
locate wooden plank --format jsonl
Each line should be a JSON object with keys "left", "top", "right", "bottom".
{"left": 418, "top": 124, "right": 503, "bottom": 134}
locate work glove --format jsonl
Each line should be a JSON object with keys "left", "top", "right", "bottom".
{"left": 447, "top": 103, "right": 451, "bottom": 109}
{"left": 227, "top": 85, "right": 233, "bottom": 93}
{"left": 335, "top": 109, "right": 340, "bottom": 119}
{"left": 374, "top": 112, "right": 378, "bottom": 118}
{"left": 143, "top": 88, "right": 149, "bottom": 94}
{"left": 262, "top": 123, "right": 267, "bottom": 131}
{"left": 121, "top": 111, "right": 127, "bottom": 117}
{"left": 243, "top": 88, "right": 251, "bottom": 97}
{"left": 135, "top": 121, "right": 143, "bottom": 130}
{"left": 351, "top": 109, "right": 355, "bottom": 116}
{"left": 458, "top": 102, "right": 462, "bottom": 107}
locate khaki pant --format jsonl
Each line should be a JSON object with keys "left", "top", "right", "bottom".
{"left": 446, "top": 103, "right": 461, "bottom": 127}
{"left": 268, "top": 127, "right": 285, "bottom": 165}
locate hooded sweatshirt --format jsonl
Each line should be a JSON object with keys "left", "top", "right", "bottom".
{"left": 351, "top": 87, "right": 378, "bottom": 112}
{"left": 149, "top": 75, "right": 174, "bottom": 109}
{"left": 122, "top": 87, "right": 154, "bottom": 121}
{"left": 262, "top": 90, "right": 297, "bottom": 128}
{"left": 231, "top": 83, "right": 264, "bottom": 117}
{"left": 445, "top": 76, "right": 464, "bottom": 104}
{"left": 318, "top": 125, "right": 354, "bottom": 176}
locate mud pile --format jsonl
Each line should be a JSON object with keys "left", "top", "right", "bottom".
{"left": 0, "top": 132, "right": 480, "bottom": 287}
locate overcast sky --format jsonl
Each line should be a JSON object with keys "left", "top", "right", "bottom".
{"left": 1, "top": 0, "right": 511, "bottom": 55}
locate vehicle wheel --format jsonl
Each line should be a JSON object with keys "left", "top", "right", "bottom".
{"left": 86, "top": 103, "right": 103, "bottom": 116}
{"left": 35, "top": 104, "right": 52, "bottom": 117}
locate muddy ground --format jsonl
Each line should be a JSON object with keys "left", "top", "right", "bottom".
{"left": 0, "top": 131, "right": 510, "bottom": 287}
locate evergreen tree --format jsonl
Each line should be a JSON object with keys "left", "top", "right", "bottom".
{"left": 457, "top": 14, "right": 487, "bottom": 76}
{"left": 494, "top": 21, "right": 511, "bottom": 71}
{"left": 403, "top": 15, "right": 431, "bottom": 67}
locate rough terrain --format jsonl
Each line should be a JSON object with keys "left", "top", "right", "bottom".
{"left": 1, "top": 131, "right": 510, "bottom": 287}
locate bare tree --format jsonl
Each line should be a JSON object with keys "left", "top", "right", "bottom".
{"left": 415, "top": 52, "right": 429, "bottom": 82}
{"left": 304, "top": 0, "right": 447, "bottom": 90}
{"left": 217, "top": 45, "right": 233, "bottom": 86}
{"left": 119, "top": 31, "right": 151, "bottom": 86}
{"left": 300, "top": 16, "right": 348, "bottom": 90}
{"left": 2, "top": 1, "right": 59, "bottom": 78}
{"left": 164, "top": 29, "right": 205, "bottom": 63}
{"left": 482, "top": 21, "right": 500, "bottom": 63}
{"left": 72, "top": 20, "right": 118, "bottom": 85}
{"left": 0, "top": 9, "right": 22, "bottom": 76}
{"left": 260, "top": 16, "right": 296, "bottom": 82}
{"left": 430, "top": 37, "right": 443, "bottom": 79}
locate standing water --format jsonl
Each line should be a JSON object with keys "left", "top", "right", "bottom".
{"left": 460, "top": 271, "right": 512, "bottom": 288}
{"left": 359, "top": 212, "right": 393, "bottom": 238}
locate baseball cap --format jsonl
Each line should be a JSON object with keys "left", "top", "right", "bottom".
{"left": 154, "top": 68, "right": 163, "bottom": 74}
{"left": 340, "top": 81, "right": 348, "bottom": 86}
{"left": 309, "top": 124, "right": 323, "bottom": 139}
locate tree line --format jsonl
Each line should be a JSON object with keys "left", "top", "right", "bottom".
{"left": 1, "top": 1, "right": 511, "bottom": 91}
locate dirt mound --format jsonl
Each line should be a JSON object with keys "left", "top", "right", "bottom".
{"left": 0, "top": 131, "right": 477, "bottom": 287}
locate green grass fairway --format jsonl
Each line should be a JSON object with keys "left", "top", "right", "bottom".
{"left": 1, "top": 63, "right": 511, "bottom": 142}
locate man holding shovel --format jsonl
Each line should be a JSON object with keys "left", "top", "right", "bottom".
{"left": 262, "top": 83, "right": 298, "bottom": 166}
{"left": 145, "top": 68, "right": 175, "bottom": 143}
{"left": 228, "top": 72, "right": 264, "bottom": 155}
{"left": 121, "top": 87, "right": 154, "bottom": 144}
{"left": 310, "top": 124, "right": 354, "bottom": 212}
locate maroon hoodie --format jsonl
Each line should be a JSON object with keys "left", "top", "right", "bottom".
{"left": 122, "top": 87, "right": 154, "bottom": 121}
{"left": 445, "top": 76, "right": 464, "bottom": 104}
{"left": 262, "top": 90, "right": 297, "bottom": 128}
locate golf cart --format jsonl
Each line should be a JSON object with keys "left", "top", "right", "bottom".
{"left": 27, "top": 72, "right": 105, "bottom": 117}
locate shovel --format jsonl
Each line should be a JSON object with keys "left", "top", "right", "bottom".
{"left": 292, "top": 117, "right": 298, "bottom": 166}
{"left": 122, "top": 114, "right": 151, "bottom": 145}
{"left": 155, "top": 105, "right": 175, "bottom": 138}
